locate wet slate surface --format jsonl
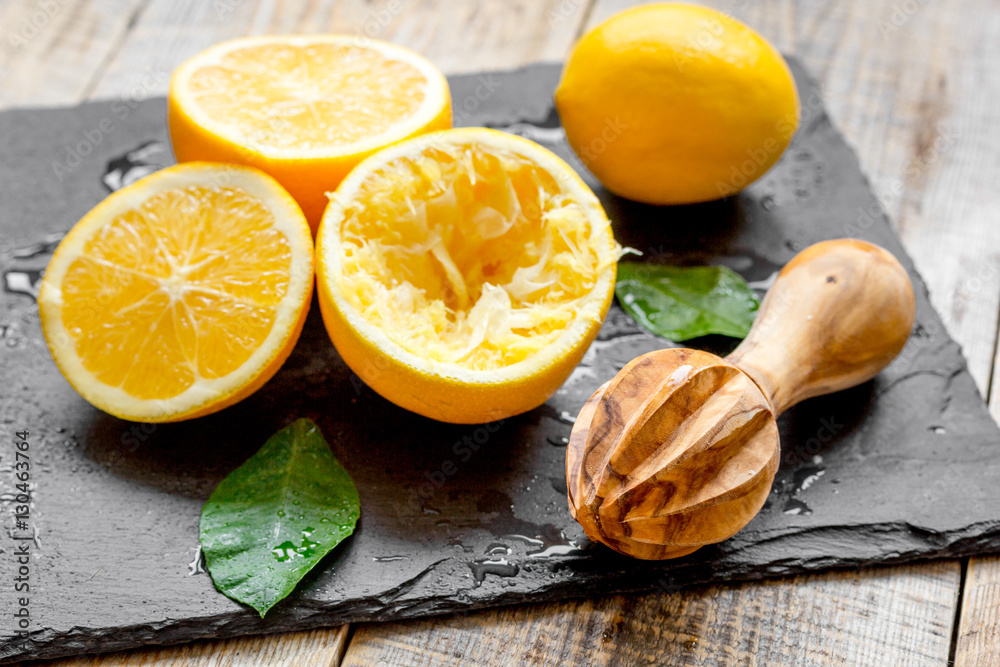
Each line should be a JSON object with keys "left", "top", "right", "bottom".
{"left": 1, "top": 61, "right": 999, "bottom": 663}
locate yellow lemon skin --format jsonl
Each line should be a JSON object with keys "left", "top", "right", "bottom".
{"left": 555, "top": 3, "right": 800, "bottom": 205}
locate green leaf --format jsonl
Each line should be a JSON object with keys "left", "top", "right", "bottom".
{"left": 615, "top": 263, "right": 760, "bottom": 341}
{"left": 200, "top": 418, "right": 360, "bottom": 617}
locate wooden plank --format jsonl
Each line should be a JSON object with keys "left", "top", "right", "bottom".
{"left": 83, "top": 0, "right": 591, "bottom": 101}
{"left": 24, "top": 2, "right": 594, "bottom": 665}
{"left": 9, "top": 0, "right": 996, "bottom": 664}
{"left": 343, "top": 563, "right": 959, "bottom": 666}
{"left": 0, "top": 0, "right": 149, "bottom": 108}
{"left": 40, "top": 625, "right": 349, "bottom": 667}
{"left": 954, "top": 325, "right": 1000, "bottom": 663}
{"left": 956, "top": 556, "right": 1000, "bottom": 666}
{"left": 587, "top": 0, "right": 1000, "bottom": 395}
{"left": 344, "top": 0, "right": 991, "bottom": 663}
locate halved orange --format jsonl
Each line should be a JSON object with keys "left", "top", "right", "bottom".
{"left": 316, "top": 128, "right": 621, "bottom": 424}
{"left": 168, "top": 35, "right": 452, "bottom": 232}
{"left": 38, "top": 163, "right": 314, "bottom": 423}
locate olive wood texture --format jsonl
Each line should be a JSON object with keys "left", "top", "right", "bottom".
{"left": 567, "top": 239, "right": 916, "bottom": 560}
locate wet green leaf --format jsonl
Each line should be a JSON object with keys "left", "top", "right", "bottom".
{"left": 200, "top": 418, "right": 360, "bottom": 617}
{"left": 616, "top": 263, "right": 759, "bottom": 341}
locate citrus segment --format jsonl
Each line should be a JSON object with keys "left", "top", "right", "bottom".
{"left": 39, "top": 163, "right": 314, "bottom": 422}
{"left": 169, "top": 35, "right": 452, "bottom": 232}
{"left": 317, "top": 128, "right": 620, "bottom": 423}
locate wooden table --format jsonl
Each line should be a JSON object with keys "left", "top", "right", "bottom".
{"left": 4, "top": 0, "right": 998, "bottom": 664}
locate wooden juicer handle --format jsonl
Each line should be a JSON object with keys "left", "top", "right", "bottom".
{"left": 727, "top": 239, "right": 916, "bottom": 415}
{"left": 566, "top": 239, "right": 916, "bottom": 560}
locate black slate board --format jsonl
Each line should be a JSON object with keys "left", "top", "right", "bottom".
{"left": 2, "top": 61, "right": 999, "bottom": 664}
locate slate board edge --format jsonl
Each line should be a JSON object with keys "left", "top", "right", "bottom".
{"left": 5, "top": 59, "right": 1000, "bottom": 663}
{"left": 17, "top": 517, "right": 1000, "bottom": 663}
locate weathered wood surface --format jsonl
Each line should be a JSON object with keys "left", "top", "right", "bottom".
{"left": 4, "top": 0, "right": 997, "bottom": 664}
{"left": 343, "top": 563, "right": 959, "bottom": 667}
{"left": 47, "top": 626, "right": 349, "bottom": 667}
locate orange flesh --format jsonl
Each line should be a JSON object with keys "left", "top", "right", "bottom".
{"left": 187, "top": 43, "right": 427, "bottom": 150}
{"left": 337, "top": 143, "right": 605, "bottom": 371}
{"left": 59, "top": 185, "right": 292, "bottom": 399}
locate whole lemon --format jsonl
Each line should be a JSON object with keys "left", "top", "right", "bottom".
{"left": 555, "top": 4, "right": 800, "bottom": 205}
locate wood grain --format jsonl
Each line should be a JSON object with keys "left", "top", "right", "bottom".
{"left": 82, "top": 0, "right": 591, "bottom": 101}
{"left": 727, "top": 240, "right": 915, "bottom": 415}
{"left": 3, "top": 0, "right": 997, "bottom": 664}
{"left": 343, "top": 562, "right": 959, "bottom": 667}
{"left": 956, "top": 556, "right": 1000, "bottom": 666}
{"left": 345, "top": 0, "right": 988, "bottom": 663}
{"left": 568, "top": 240, "right": 915, "bottom": 561}
{"left": 0, "top": 0, "right": 149, "bottom": 108}
{"left": 41, "top": 626, "right": 349, "bottom": 667}
{"left": 567, "top": 350, "right": 778, "bottom": 560}
{"left": 588, "top": 0, "right": 1000, "bottom": 396}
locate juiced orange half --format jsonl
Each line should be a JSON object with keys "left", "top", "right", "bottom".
{"left": 316, "top": 128, "right": 621, "bottom": 423}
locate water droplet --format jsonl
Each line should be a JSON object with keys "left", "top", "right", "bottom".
{"left": 186, "top": 545, "right": 205, "bottom": 576}
{"left": 746, "top": 270, "right": 779, "bottom": 291}
{"left": 528, "top": 542, "right": 584, "bottom": 559}
{"left": 683, "top": 637, "right": 699, "bottom": 651}
{"left": 798, "top": 469, "right": 825, "bottom": 492}
{"left": 3, "top": 270, "right": 42, "bottom": 301}
{"left": 102, "top": 140, "right": 169, "bottom": 191}
{"left": 502, "top": 534, "right": 544, "bottom": 548}
{"left": 783, "top": 498, "right": 812, "bottom": 515}
{"left": 468, "top": 558, "right": 519, "bottom": 586}
{"left": 271, "top": 529, "right": 319, "bottom": 562}
{"left": 372, "top": 555, "right": 408, "bottom": 563}
{"left": 930, "top": 425, "right": 946, "bottom": 435}
{"left": 546, "top": 435, "right": 569, "bottom": 447}
{"left": 8, "top": 232, "right": 65, "bottom": 259}
{"left": 486, "top": 542, "right": 511, "bottom": 556}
